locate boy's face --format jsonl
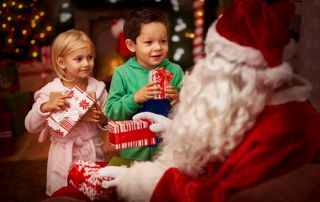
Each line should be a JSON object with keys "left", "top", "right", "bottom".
{"left": 126, "top": 22, "right": 168, "bottom": 69}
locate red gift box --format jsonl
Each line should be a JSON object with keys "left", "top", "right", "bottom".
{"left": 108, "top": 119, "right": 156, "bottom": 149}
{"left": 68, "top": 160, "right": 112, "bottom": 201}
{"left": 45, "top": 86, "right": 95, "bottom": 137}
{"left": 149, "top": 66, "right": 173, "bottom": 99}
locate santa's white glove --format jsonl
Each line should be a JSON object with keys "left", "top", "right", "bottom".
{"left": 99, "top": 166, "right": 128, "bottom": 189}
{"left": 133, "top": 112, "right": 172, "bottom": 133}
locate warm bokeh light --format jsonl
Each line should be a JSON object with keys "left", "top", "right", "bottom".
{"left": 30, "top": 39, "right": 36, "bottom": 44}
{"left": 39, "top": 33, "right": 45, "bottom": 38}
{"left": 8, "top": 38, "right": 13, "bottom": 43}
{"left": 22, "top": 29, "right": 27, "bottom": 35}
{"left": 2, "top": 3, "right": 7, "bottom": 8}
{"left": 2, "top": 23, "right": 7, "bottom": 29}
{"left": 18, "top": 4, "right": 23, "bottom": 9}
{"left": 32, "top": 51, "right": 38, "bottom": 57}
{"left": 15, "top": 48, "right": 20, "bottom": 53}
{"left": 185, "top": 32, "right": 195, "bottom": 39}
{"left": 39, "top": 11, "right": 45, "bottom": 16}
{"left": 46, "top": 25, "right": 52, "bottom": 31}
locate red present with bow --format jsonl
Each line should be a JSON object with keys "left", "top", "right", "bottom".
{"left": 45, "top": 86, "right": 95, "bottom": 137}
{"left": 149, "top": 67, "right": 173, "bottom": 99}
{"left": 108, "top": 119, "right": 156, "bottom": 149}
{"left": 68, "top": 160, "right": 113, "bottom": 201}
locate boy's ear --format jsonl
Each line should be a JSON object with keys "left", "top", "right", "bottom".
{"left": 57, "top": 56, "right": 66, "bottom": 69}
{"left": 125, "top": 39, "right": 136, "bottom": 53}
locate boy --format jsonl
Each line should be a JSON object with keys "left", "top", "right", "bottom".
{"left": 106, "top": 8, "right": 184, "bottom": 161}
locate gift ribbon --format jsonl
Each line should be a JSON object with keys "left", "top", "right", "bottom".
{"left": 52, "top": 108, "right": 80, "bottom": 123}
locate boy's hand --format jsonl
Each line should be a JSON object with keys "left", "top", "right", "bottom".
{"left": 165, "top": 85, "right": 179, "bottom": 105}
{"left": 82, "top": 102, "right": 108, "bottom": 124}
{"left": 40, "top": 94, "right": 71, "bottom": 113}
{"left": 134, "top": 81, "right": 161, "bottom": 104}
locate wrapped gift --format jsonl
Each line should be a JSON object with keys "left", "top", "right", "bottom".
{"left": 17, "top": 60, "right": 56, "bottom": 92}
{"left": 68, "top": 160, "right": 112, "bottom": 201}
{"left": 45, "top": 86, "right": 95, "bottom": 137}
{"left": 108, "top": 156, "right": 132, "bottom": 167}
{"left": 50, "top": 91, "right": 96, "bottom": 122}
{"left": 108, "top": 119, "right": 156, "bottom": 149}
{"left": 149, "top": 66, "right": 173, "bottom": 99}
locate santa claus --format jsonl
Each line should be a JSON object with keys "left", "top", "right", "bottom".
{"left": 98, "top": 0, "right": 320, "bottom": 201}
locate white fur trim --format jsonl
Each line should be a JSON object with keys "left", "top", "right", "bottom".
{"left": 205, "top": 22, "right": 266, "bottom": 67}
{"left": 117, "top": 161, "right": 167, "bottom": 202}
{"left": 111, "top": 18, "right": 125, "bottom": 37}
{"left": 267, "top": 74, "right": 312, "bottom": 105}
{"left": 258, "top": 62, "right": 293, "bottom": 89}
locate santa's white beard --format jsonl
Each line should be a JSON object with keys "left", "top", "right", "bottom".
{"left": 116, "top": 53, "right": 272, "bottom": 202}
{"left": 156, "top": 52, "right": 271, "bottom": 177}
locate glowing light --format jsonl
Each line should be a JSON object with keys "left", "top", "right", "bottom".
{"left": 60, "top": 12, "right": 72, "bottom": 23}
{"left": 171, "top": 35, "right": 180, "bottom": 42}
{"left": 18, "top": 4, "right": 23, "bottom": 9}
{"left": 32, "top": 52, "right": 38, "bottom": 57}
{"left": 40, "top": 33, "right": 45, "bottom": 38}
{"left": 173, "top": 48, "right": 185, "bottom": 61}
{"left": 39, "top": 11, "right": 45, "bottom": 16}
{"left": 2, "top": 3, "right": 7, "bottom": 8}
{"left": 22, "top": 29, "right": 27, "bottom": 35}
{"left": 7, "top": 16, "right": 12, "bottom": 21}
{"left": 196, "top": 10, "right": 203, "bottom": 17}
{"left": 185, "top": 32, "right": 195, "bottom": 39}
{"left": 31, "top": 22, "right": 37, "bottom": 28}
{"left": 46, "top": 25, "right": 52, "bottom": 31}
{"left": 8, "top": 38, "right": 13, "bottom": 44}
{"left": 11, "top": 2, "right": 16, "bottom": 6}
{"left": 2, "top": 23, "right": 7, "bottom": 29}
{"left": 15, "top": 48, "right": 20, "bottom": 53}
{"left": 30, "top": 39, "right": 35, "bottom": 44}
{"left": 62, "top": 2, "right": 69, "bottom": 8}
{"left": 34, "top": 15, "right": 40, "bottom": 20}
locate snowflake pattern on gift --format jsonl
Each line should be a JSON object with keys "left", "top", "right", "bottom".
{"left": 79, "top": 99, "right": 91, "bottom": 110}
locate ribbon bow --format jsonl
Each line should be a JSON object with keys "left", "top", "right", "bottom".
{"left": 52, "top": 108, "right": 80, "bottom": 123}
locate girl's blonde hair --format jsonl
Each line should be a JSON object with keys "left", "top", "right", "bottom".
{"left": 51, "top": 29, "right": 95, "bottom": 80}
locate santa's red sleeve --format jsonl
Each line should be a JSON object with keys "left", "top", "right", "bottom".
{"left": 150, "top": 101, "right": 320, "bottom": 202}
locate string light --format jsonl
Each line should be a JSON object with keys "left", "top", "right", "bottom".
{"left": 46, "top": 25, "right": 52, "bottom": 31}
{"left": 39, "top": 33, "right": 45, "bottom": 38}
{"left": 32, "top": 51, "right": 38, "bottom": 57}
{"left": 2, "top": 3, "right": 7, "bottom": 8}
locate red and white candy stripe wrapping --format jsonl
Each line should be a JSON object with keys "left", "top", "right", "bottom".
{"left": 108, "top": 119, "right": 156, "bottom": 149}
{"left": 46, "top": 86, "right": 95, "bottom": 137}
{"left": 68, "top": 160, "right": 112, "bottom": 201}
{"left": 193, "top": 0, "right": 205, "bottom": 63}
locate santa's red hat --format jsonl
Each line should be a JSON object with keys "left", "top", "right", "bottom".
{"left": 205, "top": 0, "right": 295, "bottom": 88}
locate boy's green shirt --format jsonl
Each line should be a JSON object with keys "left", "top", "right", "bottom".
{"left": 106, "top": 57, "right": 184, "bottom": 161}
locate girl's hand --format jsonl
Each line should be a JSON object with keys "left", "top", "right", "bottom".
{"left": 165, "top": 85, "right": 179, "bottom": 105}
{"left": 82, "top": 102, "right": 108, "bottom": 124}
{"left": 134, "top": 81, "right": 161, "bottom": 104}
{"left": 40, "top": 94, "right": 71, "bottom": 113}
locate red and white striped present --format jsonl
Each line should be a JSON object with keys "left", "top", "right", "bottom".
{"left": 149, "top": 66, "right": 173, "bottom": 99}
{"left": 68, "top": 160, "right": 112, "bottom": 201}
{"left": 45, "top": 86, "right": 95, "bottom": 137}
{"left": 108, "top": 119, "right": 156, "bottom": 149}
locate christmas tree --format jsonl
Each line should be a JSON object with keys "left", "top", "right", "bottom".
{"left": 0, "top": 0, "right": 54, "bottom": 61}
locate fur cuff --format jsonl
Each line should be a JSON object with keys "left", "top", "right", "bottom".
{"left": 258, "top": 62, "right": 293, "bottom": 89}
{"left": 117, "top": 161, "right": 167, "bottom": 202}
{"left": 205, "top": 22, "right": 266, "bottom": 67}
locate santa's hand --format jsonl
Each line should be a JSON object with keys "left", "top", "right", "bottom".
{"left": 99, "top": 166, "right": 128, "bottom": 189}
{"left": 133, "top": 112, "right": 171, "bottom": 133}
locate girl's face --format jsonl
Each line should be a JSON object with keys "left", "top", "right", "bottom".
{"left": 58, "top": 46, "right": 94, "bottom": 81}
{"left": 128, "top": 22, "right": 168, "bottom": 69}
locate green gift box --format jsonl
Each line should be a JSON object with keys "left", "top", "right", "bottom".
{"left": 108, "top": 156, "right": 133, "bottom": 167}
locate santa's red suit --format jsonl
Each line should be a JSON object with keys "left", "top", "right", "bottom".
{"left": 151, "top": 101, "right": 320, "bottom": 202}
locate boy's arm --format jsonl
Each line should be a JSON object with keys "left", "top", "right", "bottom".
{"left": 106, "top": 69, "right": 142, "bottom": 120}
